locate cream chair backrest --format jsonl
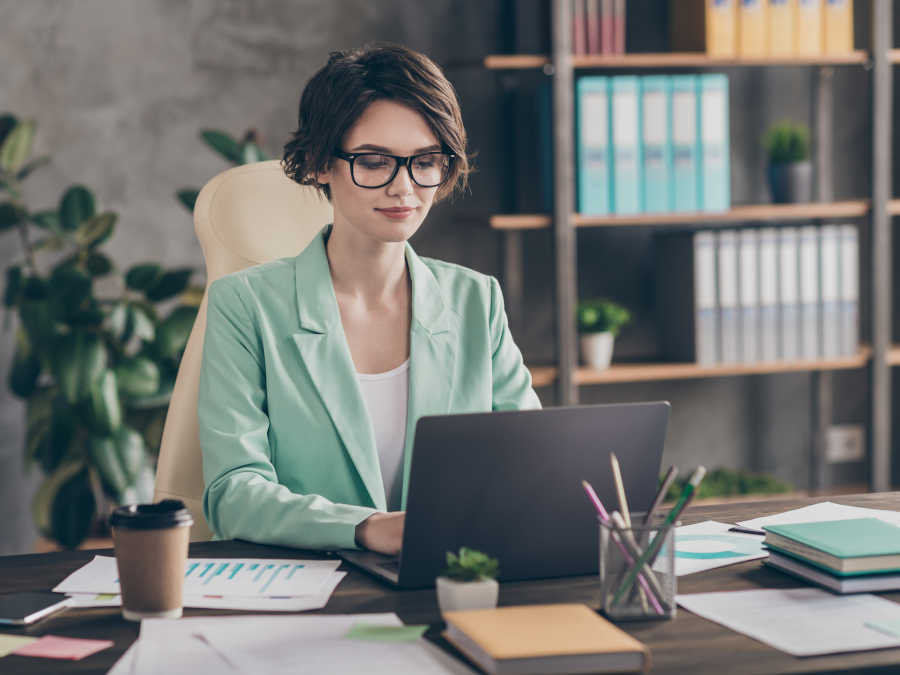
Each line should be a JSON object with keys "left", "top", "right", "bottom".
{"left": 153, "top": 160, "right": 333, "bottom": 540}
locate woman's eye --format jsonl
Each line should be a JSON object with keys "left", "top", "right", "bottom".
{"left": 358, "top": 155, "right": 391, "bottom": 169}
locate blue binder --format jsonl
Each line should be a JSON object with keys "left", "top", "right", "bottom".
{"left": 610, "top": 76, "right": 642, "bottom": 214}
{"left": 575, "top": 77, "right": 610, "bottom": 215}
{"left": 699, "top": 74, "right": 731, "bottom": 212}
{"left": 671, "top": 75, "right": 700, "bottom": 212}
{"left": 640, "top": 76, "right": 672, "bottom": 213}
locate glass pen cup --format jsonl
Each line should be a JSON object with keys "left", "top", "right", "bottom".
{"left": 599, "top": 512, "right": 677, "bottom": 621}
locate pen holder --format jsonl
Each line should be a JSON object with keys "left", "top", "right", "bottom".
{"left": 599, "top": 512, "right": 677, "bottom": 621}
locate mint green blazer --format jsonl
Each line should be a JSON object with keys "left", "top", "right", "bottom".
{"left": 198, "top": 226, "right": 540, "bottom": 551}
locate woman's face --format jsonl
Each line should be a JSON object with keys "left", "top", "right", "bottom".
{"left": 318, "top": 99, "right": 442, "bottom": 245}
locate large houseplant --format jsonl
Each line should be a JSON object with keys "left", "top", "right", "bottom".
{"left": 1, "top": 114, "right": 200, "bottom": 548}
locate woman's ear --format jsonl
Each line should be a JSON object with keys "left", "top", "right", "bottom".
{"left": 315, "top": 162, "right": 332, "bottom": 186}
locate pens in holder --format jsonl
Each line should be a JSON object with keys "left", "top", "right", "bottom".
{"left": 610, "top": 453, "right": 631, "bottom": 527}
{"left": 581, "top": 480, "right": 664, "bottom": 616}
{"left": 609, "top": 511, "right": 666, "bottom": 602}
{"left": 612, "top": 466, "right": 707, "bottom": 606}
{"left": 643, "top": 465, "right": 678, "bottom": 527}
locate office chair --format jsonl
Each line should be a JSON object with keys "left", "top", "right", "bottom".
{"left": 153, "top": 160, "right": 333, "bottom": 541}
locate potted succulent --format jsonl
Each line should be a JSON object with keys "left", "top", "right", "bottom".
{"left": 576, "top": 298, "right": 630, "bottom": 370}
{"left": 763, "top": 121, "right": 812, "bottom": 204}
{"left": 436, "top": 547, "right": 500, "bottom": 614}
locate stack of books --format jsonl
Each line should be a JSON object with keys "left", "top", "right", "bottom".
{"left": 572, "top": 0, "right": 625, "bottom": 56}
{"left": 672, "top": 0, "right": 854, "bottom": 58}
{"left": 656, "top": 224, "right": 859, "bottom": 365}
{"left": 764, "top": 518, "right": 900, "bottom": 593}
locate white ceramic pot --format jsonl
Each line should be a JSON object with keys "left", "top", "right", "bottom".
{"left": 580, "top": 331, "right": 615, "bottom": 369}
{"left": 435, "top": 577, "right": 499, "bottom": 614}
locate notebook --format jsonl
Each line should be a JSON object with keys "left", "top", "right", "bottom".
{"left": 442, "top": 603, "right": 649, "bottom": 675}
{"left": 764, "top": 518, "right": 900, "bottom": 575}
{"left": 766, "top": 551, "right": 900, "bottom": 594}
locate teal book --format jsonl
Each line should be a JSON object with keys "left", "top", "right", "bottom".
{"left": 671, "top": 75, "right": 700, "bottom": 212}
{"left": 640, "top": 75, "right": 672, "bottom": 213}
{"left": 610, "top": 76, "right": 641, "bottom": 214}
{"left": 576, "top": 76, "right": 610, "bottom": 215}
{"left": 699, "top": 74, "right": 730, "bottom": 212}
{"left": 764, "top": 518, "right": 900, "bottom": 575}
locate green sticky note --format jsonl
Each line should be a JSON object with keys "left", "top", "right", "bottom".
{"left": 865, "top": 619, "right": 900, "bottom": 638}
{"left": 0, "top": 634, "right": 38, "bottom": 658}
{"left": 344, "top": 623, "right": 428, "bottom": 643}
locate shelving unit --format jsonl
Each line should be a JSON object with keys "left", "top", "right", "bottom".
{"left": 490, "top": 0, "right": 891, "bottom": 491}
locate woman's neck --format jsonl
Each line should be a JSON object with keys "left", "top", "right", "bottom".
{"left": 325, "top": 223, "right": 409, "bottom": 306}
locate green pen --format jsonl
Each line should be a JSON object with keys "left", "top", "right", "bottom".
{"left": 612, "top": 466, "right": 706, "bottom": 606}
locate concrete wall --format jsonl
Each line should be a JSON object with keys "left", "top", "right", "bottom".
{"left": 0, "top": 0, "right": 876, "bottom": 555}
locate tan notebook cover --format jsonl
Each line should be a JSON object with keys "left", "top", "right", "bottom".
{"left": 443, "top": 604, "right": 649, "bottom": 661}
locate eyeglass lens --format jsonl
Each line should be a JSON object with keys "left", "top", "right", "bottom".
{"left": 352, "top": 153, "right": 450, "bottom": 188}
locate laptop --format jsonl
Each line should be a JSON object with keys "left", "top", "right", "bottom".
{"left": 340, "top": 401, "right": 669, "bottom": 589}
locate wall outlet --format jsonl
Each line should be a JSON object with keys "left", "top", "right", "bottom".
{"left": 825, "top": 425, "right": 865, "bottom": 463}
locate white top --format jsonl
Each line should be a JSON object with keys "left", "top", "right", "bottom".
{"left": 356, "top": 359, "right": 410, "bottom": 511}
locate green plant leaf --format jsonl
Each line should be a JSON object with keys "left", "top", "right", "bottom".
{"left": 145, "top": 268, "right": 193, "bottom": 302}
{"left": 242, "top": 142, "right": 265, "bottom": 164}
{"left": 8, "top": 348, "right": 41, "bottom": 398}
{"left": 0, "top": 119, "right": 36, "bottom": 173}
{"left": 0, "top": 114, "right": 17, "bottom": 149}
{"left": 0, "top": 202, "right": 24, "bottom": 232}
{"left": 49, "top": 264, "right": 93, "bottom": 315}
{"left": 177, "top": 188, "right": 199, "bottom": 211}
{"left": 115, "top": 356, "right": 160, "bottom": 397}
{"left": 50, "top": 467, "right": 95, "bottom": 548}
{"left": 53, "top": 331, "right": 108, "bottom": 403}
{"left": 15, "top": 155, "right": 50, "bottom": 181}
{"left": 123, "top": 368, "right": 174, "bottom": 409}
{"left": 25, "top": 388, "right": 55, "bottom": 470}
{"left": 125, "top": 263, "right": 162, "bottom": 291}
{"left": 89, "top": 433, "right": 129, "bottom": 497}
{"left": 155, "top": 305, "right": 197, "bottom": 359}
{"left": 114, "top": 425, "right": 150, "bottom": 484}
{"left": 75, "top": 211, "right": 116, "bottom": 249}
{"left": 32, "top": 458, "right": 85, "bottom": 537}
{"left": 29, "top": 395, "right": 76, "bottom": 473}
{"left": 180, "top": 285, "right": 205, "bottom": 308}
{"left": 59, "top": 185, "right": 96, "bottom": 231}
{"left": 201, "top": 129, "right": 244, "bottom": 164}
{"left": 30, "top": 210, "right": 59, "bottom": 230}
{"left": 131, "top": 303, "right": 156, "bottom": 342}
{"left": 4, "top": 265, "right": 22, "bottom": 307}
{"left": 88, "top": 369, "right": 122, "bottom": 434}
{"left": 85, "top": 251, "right": 113, "bottom": 276}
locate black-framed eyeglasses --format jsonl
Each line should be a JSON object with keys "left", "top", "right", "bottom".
{"left": 333, "top": 150, "right": 455, "bottom": 189}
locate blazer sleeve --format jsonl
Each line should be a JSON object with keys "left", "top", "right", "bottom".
{"left": 488, "top": 276, "right": 542, "bottom": 411}
{"left": 198, "top": 277, "right": 376, "bottom": 550}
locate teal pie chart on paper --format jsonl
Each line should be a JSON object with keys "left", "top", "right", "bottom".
{"left": 675, "top": 534, "right": 765, "bottom": 560}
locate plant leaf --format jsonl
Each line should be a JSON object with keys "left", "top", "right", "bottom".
{"left": 32, "top": 458, "right": 85, "bottom": 537}
{"left": 75, "top": 211, "right": 116, "bottom": 248}
{"left": 0, "top": 119, "right": 36, "bottom": 174}
{"left": 0, "top": 114, "right": 17, "bottom": 149}
{"left": 53, "top": 331, "right": 108, "bottom": 403}
{"left": 50, "top": 467, "right": 95, "bottom": 548}
{"left": 242, "top": 142, "right": 265, "bottom": 164}
{"left": 125, "top": 263, "right": 162, "bottom": 291}
{"left": 130, "top": 303, "right": 156, "bottom": 342}
{"left": 30, "top": 210, "right": 59, "bottom": 230}
{"left": 15, "top": 155, "right": 50, "bottom": 181}
{"left": 177, "top": 188, "right": 199, "bottom": 211}
{"left": 145, "top": 268, "right": 193, "bottom": 302}
{"left": 89, "top": 433, "right": 129, "bottom": 497}
{"left": 201, "top": 129, "right": 244, "bottom": 163}
{"left": 59, "top": 185, "right": 96, "bottom": 231}
{"left": 88, "top": 369, "right": 122, "bottom": 434}
{"left": 49, "top": 264, "right": 93, "bottom": 315}
{"left": 0, "top": 202, "right": 24, "bottom": 232}
{"left": 4, "top": 265, "right": 22, "bottom": 307}
{"left": 8, "top": 348, "right": 41, "bottom": 398}
{"left": 154, "top": 305, "right": 197, "bottom": 359}
{"left": 85, "top": 251, "right": 113, "bottom": 276}
{"left": 114, "top": 425, "right": 149, "bottom": 485}
{"left": 115, "top": 356, "right": 160, "bottom": 397}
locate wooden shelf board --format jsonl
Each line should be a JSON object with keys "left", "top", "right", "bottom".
{"left": 889, "top": 347, "right": 900, "bottom": 366}
{"left": 485, "top": 51, "right": 868, "bottom": 70}
{"left": 528, "top": 366, "right": 558, "bottom": 388}
{"left": 575, "top": 348, "right": 871, "bottom": 385}
{"left": 491, "top": 201, "right": 869, "bottom": 231}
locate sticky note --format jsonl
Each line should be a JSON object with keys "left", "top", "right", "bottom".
{"left": 866, "top": 620, "right": 900, "bottom": 638}
{"left": 12, "top": 635, "right": 114, "bottom": 660}
{"left": 344, "top": 623, "right": 428, "bottom": 643}
{"left": 0, "top": 634, "right": 38, "bottom": 657}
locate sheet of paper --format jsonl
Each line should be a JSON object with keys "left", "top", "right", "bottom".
{"left": 662, "top": 520, "right": 768, "bottom": 576}
{"left": 54, "top": 555, "right": 340, "bottom": 597}
{"left": 106, "top": 641, "right": 138, "bottom": 675}
{"left": 0, "top": 633, "right": 38, "bottom": 657}
{"left": 738, "top": 501, "right": 900, "bottom": 531}
{"left": 12, "top": 634, "right": 114, "bottom": 660}
{"left": 677, "top": 588, "right": 900, "bottom": 657}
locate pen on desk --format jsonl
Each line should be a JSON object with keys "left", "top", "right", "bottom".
{"left": 610, "top": 453, "right": 632, "bottom": 527}
{"left": 728, "top": 525, "right": 766, "bottom": 536}
{"left": 580, "top": 481, "right": 664, "bottom": 615}
{"left": 643, "top": 465, "right": 678, "bottom": 527}
{"left": 612, "top": 466, "right": 707, "bottom": 605}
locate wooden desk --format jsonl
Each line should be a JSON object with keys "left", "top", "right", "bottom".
{"left": 3, "top": 492, "right": 900, "bottom": 674}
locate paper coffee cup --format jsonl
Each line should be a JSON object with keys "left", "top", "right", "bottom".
{"left": 110, "top": 500, "right": 193, "bottom": 622}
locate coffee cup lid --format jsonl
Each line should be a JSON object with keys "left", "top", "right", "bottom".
{"left": 110, "top": 499, "right": 194, "bottom": 530}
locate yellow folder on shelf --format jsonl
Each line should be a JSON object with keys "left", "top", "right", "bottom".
{"left": 794, "top": 0, "right": 822, "bottom": 55}
{"left": 767, "top": 0, "right": 795, "bottom": 56}
{"left": 706, "top": 0, "right": 737, "bottom": 57}
{"left": 738, "top": 0, "right": 767, "bottom": 57}
{"left": 823, "top": 0, "right": 853, "bottom": 54}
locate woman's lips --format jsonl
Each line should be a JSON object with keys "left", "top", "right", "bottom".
{"left": 376, "top": 207, "right": 416, "bottom": 219}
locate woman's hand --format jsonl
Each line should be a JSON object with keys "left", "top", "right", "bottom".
{"left": 355, "top": 511, "right": 405, "bottom": 555}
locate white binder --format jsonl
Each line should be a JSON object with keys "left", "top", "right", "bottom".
{"left": 798, "top": 226, "right": 821, "bottom": 360}
{"left": 778, "top": 227, "right": 800, "bottom": 361}
{"left": 717, "top": 230, "right": 740, "bottom": 364}
{"left": 758, "top": 227, "right": 780, "bottom": 362}
{"left": 820, "top": 225, "right": 841, "bottom": 359}
{"left": 839, "top": 224, "right": 859, "bottom": 356}
{"left": 738, "top": 229, "right": 760, "bottom": 363}
{"left": 695, "top": 231, "right": 718, "bottom": 364}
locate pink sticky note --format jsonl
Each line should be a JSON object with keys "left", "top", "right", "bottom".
{"left": 12, "top": 635, "right": 114, "bottom": 660}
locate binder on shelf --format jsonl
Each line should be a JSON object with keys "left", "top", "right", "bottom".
{"left": 820, "top": 225, "right": 841, "bottom": 359}
{"left": 669, "top": 0, "right": 735, "bottom": 57}
{"left": 699, "top": 74, "right": 730, "bottom": 212}
{"left": 612, "top": 0, "right": 626, "bottom": 54}
{"left": 778, "top": 227, "right": 800, "bottom": 361}
{"left": 656, "top": 231, "right": 718, "bottom": 364}
{"left": 671, "top": 75, "right": 700, "bottom": 212}
{"left": 738, "top": 228, "right": 760, "bottom": 363}
{"left": 640, "top": 76, "right": 672, "bottom": 213}
{"left": 767, "top": 0, "right": 795, "bottom": 56}
{"left": 576, "top": 77, "right": 611, "bottom": 215}
{"left": 823, "top": 0, "right": 853, "bottom": 54}
{"left": 758, "top": 227, "right": 780, "bottom": 361}
{"left": 718, "top": 230, "right": 740, "bottom": 363}
{"left": 573, "top": 0, "right": 588, "bottom": 55}
{"left": 839, "top": 224, "right": 859, "bottom": 356}
{"left": 738, "top": 0, "right": 768, "bottom": 57}
{"left": 587, "top": 0, "right": 601, "bottom": 54}
{"left": 798, "top": 225, "right": 821, "bottom": 359}
{"left": 601, "top": 0, "right": 614, "bottom": 54}
{"left": 611, "top": 76, "right": 642, "bottom": 214}
{"left": 794, "top": 0, "right": 823, "bottom": 56}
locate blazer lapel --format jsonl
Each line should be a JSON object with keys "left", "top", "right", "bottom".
{"left": 290, "top": 228, "right": 385, "bottom": 510}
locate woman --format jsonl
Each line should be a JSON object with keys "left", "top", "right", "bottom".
{"left": 198, "top": 44, "right": 540, "bottom": 556}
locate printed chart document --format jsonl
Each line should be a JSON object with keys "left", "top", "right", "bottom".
{"left": 677, "top": 588, "right": 900, "bottom": 657}
{"left": 665, "top": 521, "right": 767, "bottom": 576}
{"left": 737, "top": 501, "right": 900, "bottom": 532}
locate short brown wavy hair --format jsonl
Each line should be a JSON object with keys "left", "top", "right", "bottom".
{"left": 282, "top": 44, "right": 470, "bottom": 202}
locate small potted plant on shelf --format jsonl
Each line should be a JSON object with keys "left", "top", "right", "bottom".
{"left": 576, "top": 298, "right": 630, "bottom": 370}
{"left": 763, "top": 120, "right": 812, "bottom": 204}
{"left": 436, "top": 547, "right": 500, "bottom": 614}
